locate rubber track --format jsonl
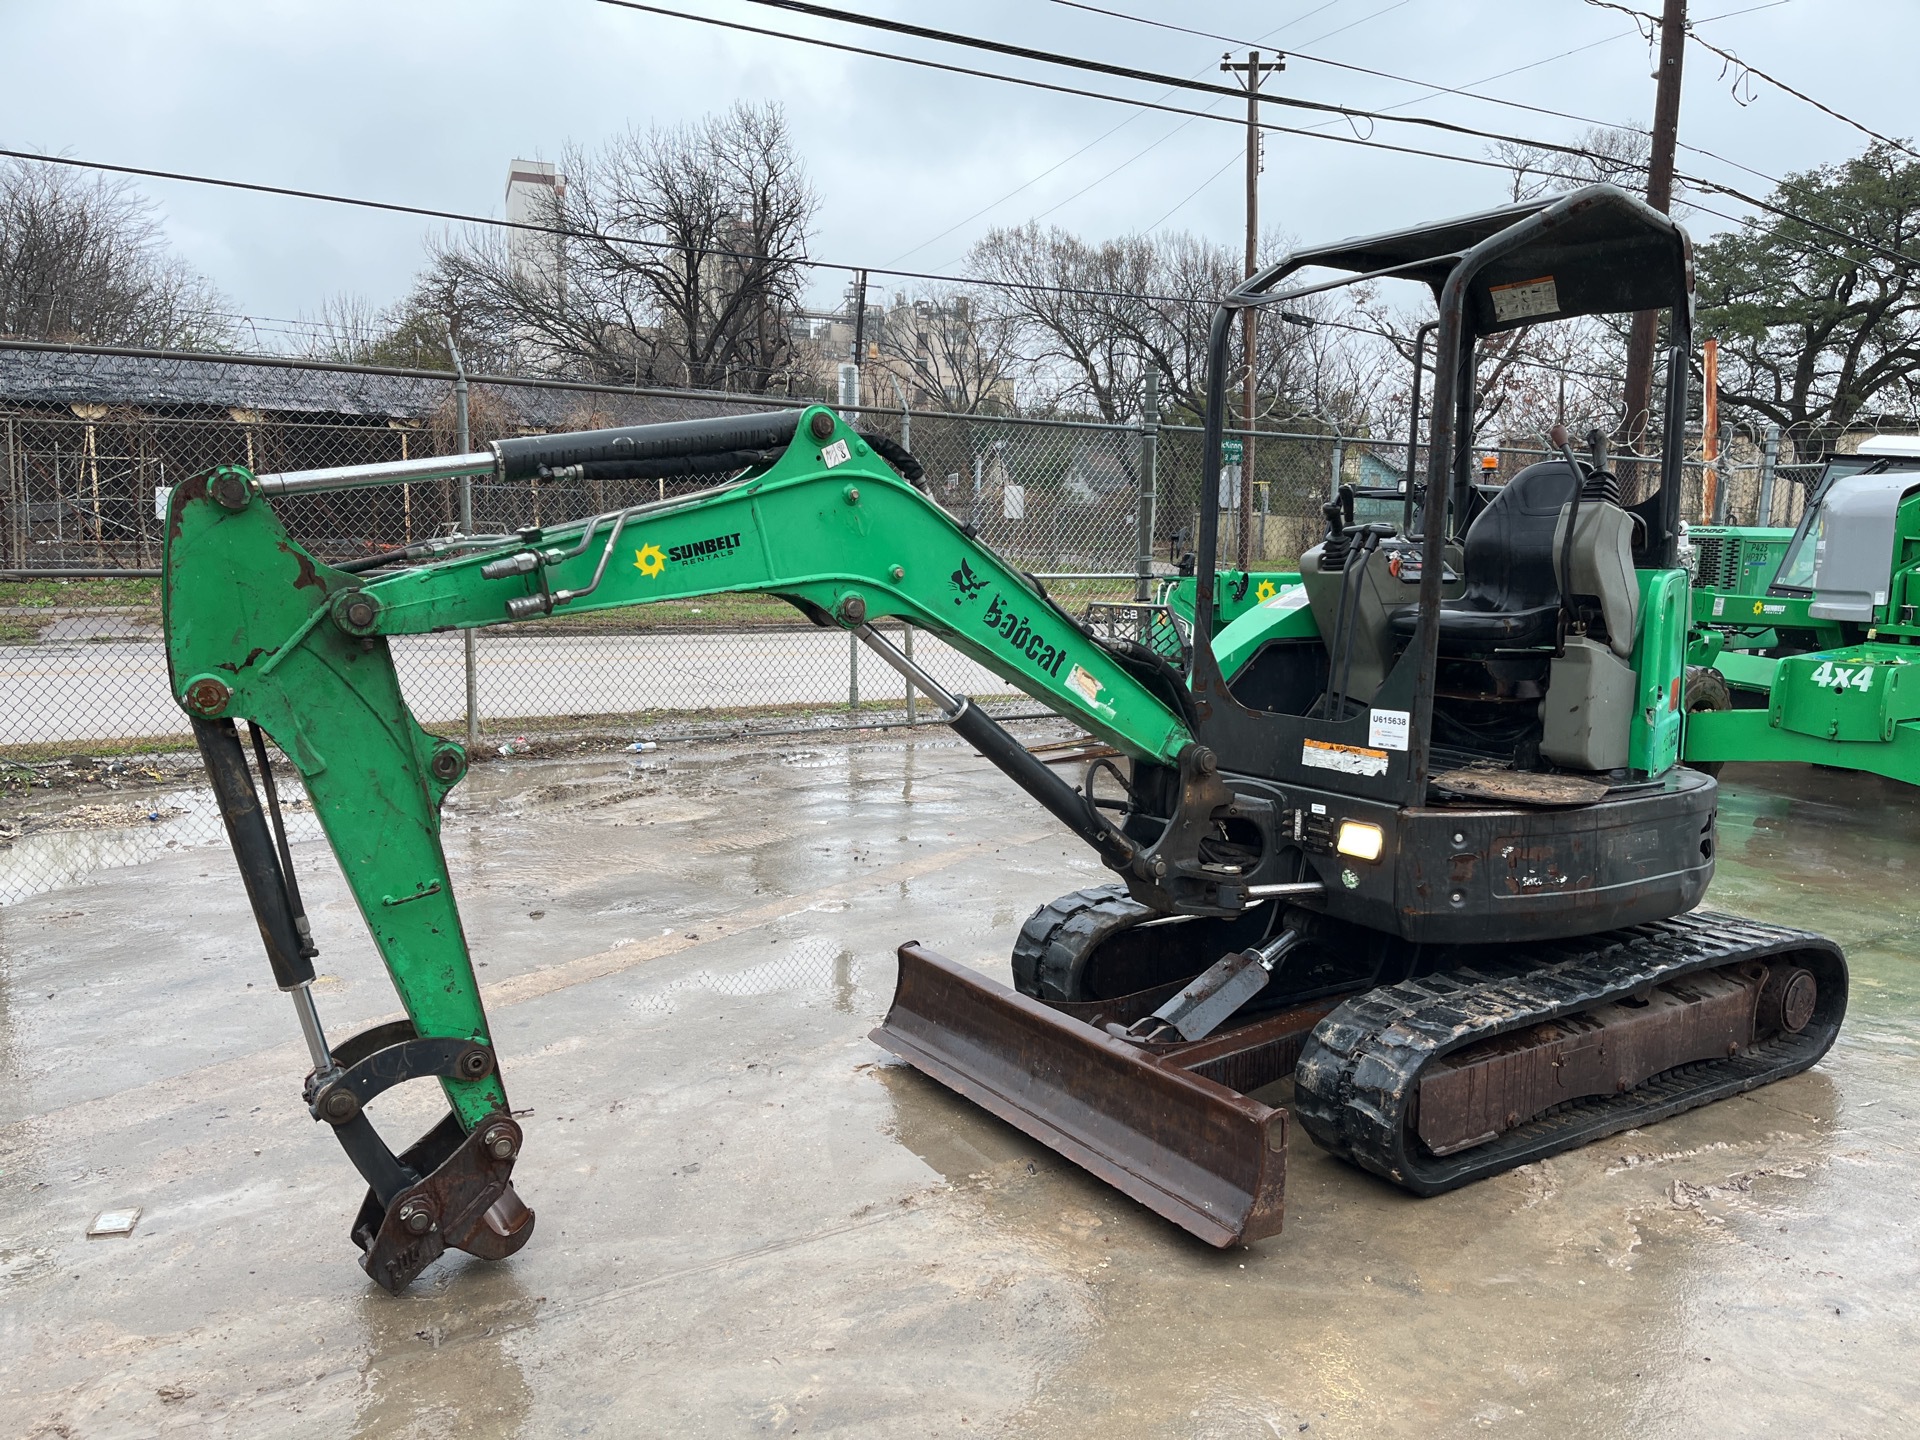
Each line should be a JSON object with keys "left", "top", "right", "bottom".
{"left": 1292, "top": 910, "right": 1848, "bottom": 1195}
{"left": 1011, "top": 885, "right": 1152, "bottom": 1000}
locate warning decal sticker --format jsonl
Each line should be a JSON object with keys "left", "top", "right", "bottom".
{"left": 1065, "top": 664, "right": 1106, "bottom": 707}
{"left": 1489, "top": 275, "right": 1559, "bottom": 324}
{"left": 1302, "top": 738, "right": 1389, "bottom": 777}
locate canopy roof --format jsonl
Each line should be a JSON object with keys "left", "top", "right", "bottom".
{"left": 1262, "top": 184, "right": 1692, "bottom": 335}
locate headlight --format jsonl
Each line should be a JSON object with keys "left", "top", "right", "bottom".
{"left": 1335, "top": 820, "right": 1384, "bottom": 862}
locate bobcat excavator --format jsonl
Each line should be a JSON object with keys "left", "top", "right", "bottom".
{"left": 162, "top": 185, "right": 1846, "bottom": 1292}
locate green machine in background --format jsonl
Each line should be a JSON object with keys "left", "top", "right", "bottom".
{"left": 1689, "top": 445, "right": 1920, "bottom": 783}
{"left": 1684, "top": 440, "right": 1920, "bottom": 785}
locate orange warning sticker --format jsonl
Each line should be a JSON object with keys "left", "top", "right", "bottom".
{"left": 1301, "top": 738, "right": 1389, "bottom": 777}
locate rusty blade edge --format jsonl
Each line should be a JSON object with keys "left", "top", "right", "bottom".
{"left": 870, "top": 945, "right": 1285, "bottom": 1249}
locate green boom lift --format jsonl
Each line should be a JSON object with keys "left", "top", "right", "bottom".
{"left": 1684, "top": 438, "right": 1920, "bottom": 784}
{"left": 165, "top": 185, "right": 1845, "bottom": 1293}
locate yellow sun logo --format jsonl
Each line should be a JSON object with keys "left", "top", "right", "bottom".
{"left": 1752, "top": 600, "right": 1764, "bottom": 615}
{"left": 635, "top": 543, "right": 666, "bottom": 578}
{"left": 1256, "top": 580, "right": 1278, "bottom": 602}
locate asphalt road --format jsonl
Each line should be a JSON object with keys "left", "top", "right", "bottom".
{"left": 0, "top": 629, "right": 1012, "bottom": 746}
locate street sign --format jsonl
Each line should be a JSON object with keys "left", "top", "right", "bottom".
{"left": 1221, "top": 438, "right": 1244, "bottom": 463}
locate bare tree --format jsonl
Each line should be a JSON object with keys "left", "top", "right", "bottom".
{"left": 1490, "top": 123, "right": 1659, "bottom": 204}
{"left": 965, "top": 223, "right": 1348, "bottom": 422}
{"left": 871, "top": 286, "right": 1020, "bottom": 412}
{"left": 418, "top": 103, "right": 816, "bottom": 388}
{"left": 965, "top": 223, "right": 1154, "bottom": 419}
{"left": 297, "top": 289, "right": 494, "bottom": 370}
{"left": 0, "top": 158, "right": 232, "bottom": 347}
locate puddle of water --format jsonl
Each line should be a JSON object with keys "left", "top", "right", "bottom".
{"left": 0, "top": 786, "right": 324, "bottom": 905}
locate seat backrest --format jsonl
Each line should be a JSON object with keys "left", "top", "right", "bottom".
{"left": 1553, "top": 502, "right": 1641, "bottom": 658}
{"left": 1458, "top": 460, "right": 1579, "bottom": 612}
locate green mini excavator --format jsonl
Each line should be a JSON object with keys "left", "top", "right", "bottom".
{"left": 163, "top": 185, "right": 1846, "bottom": 1292}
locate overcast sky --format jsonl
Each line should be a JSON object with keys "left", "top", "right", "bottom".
{"left": 4, "top": 0, "right": 1913, "bottom": 340}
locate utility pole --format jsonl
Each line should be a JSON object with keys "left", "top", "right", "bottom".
{"left": 848, "top": 269, "right": 869, "bottom": 413}
{"left": 1221, "top": 49, "right": 1284, "bottom": 573}
{"left": 1622, "top": 0, "right": 1688, "bottom": 456}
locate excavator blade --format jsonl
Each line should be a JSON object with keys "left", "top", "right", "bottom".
{"left": 873, "top": 945, "right": 1336, "bottom": 1248}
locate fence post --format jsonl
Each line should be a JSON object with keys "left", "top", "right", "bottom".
{"left": 5, "top": 416, "right": 16, "bottom": 567}
{"left": 447, "top": 326, "right": 478, "bottom": 751}
{"left": 848, "top": 630, "right": 860, "bottom": 713}
{"left": 904, "top": 623, "right": 917, "bottom": 723}
{"left": 1711, "top": 424, "right": 1731, "bottom": 524}
{"left": 888, "top": 378, "right": 917, "bottom": 720}
{"left": 1330, "top": 430, "right": 1346, "bottom": 502}
{"left": 1134, "top": 372, "right": 1159, "bottom": 601}
{"left": 1757, "top": 423, "right": 1781, "bottom": 527}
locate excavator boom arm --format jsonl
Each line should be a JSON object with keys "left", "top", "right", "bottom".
{"left": 160, "top": 406, "right": 1195, "bottom": 1290}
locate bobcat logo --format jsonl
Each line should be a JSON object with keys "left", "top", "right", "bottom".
{"left": 950, "top": 559, "right": 988, "bottom": 605}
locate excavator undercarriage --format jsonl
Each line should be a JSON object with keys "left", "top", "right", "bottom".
{"left": 162, "top": 184, "right": 1848, "bottom": 1291}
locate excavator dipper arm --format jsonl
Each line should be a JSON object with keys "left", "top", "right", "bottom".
{"left": 162, "top": 406, "right": 1201, "bottom": 1290}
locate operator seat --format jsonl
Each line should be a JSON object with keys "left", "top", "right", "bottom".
{"left": 1387, "top": 460, "right": 1578, "bottom": 656}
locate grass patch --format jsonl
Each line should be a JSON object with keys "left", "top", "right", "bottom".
{"left": 3, "top": 576, "right": 161, "bottom": 609}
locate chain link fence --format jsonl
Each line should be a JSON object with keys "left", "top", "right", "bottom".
{"left": 0, "top": 339, "right": 1891, "bottom": 902}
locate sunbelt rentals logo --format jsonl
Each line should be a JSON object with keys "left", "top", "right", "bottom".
{"left": 633, "top": 531, "right": 742, "bottom": 579}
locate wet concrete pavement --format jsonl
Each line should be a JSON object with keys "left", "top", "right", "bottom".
{"left": 2, "top": 735, "right": 1918, "bottom": 1438}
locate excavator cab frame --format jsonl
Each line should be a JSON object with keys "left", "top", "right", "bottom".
{"left": 1189, "top": 182, "right": 1695, "bottom": 810}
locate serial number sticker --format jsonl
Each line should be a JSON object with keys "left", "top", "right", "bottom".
{"left": 1488, "top": 275, "right": 1559, "bottom": 323}
{"left": 1367, "top": 707, "right": 1411, "bottom": 751}
{"left": 1712, "top": 596, "right": 1726, "bottom": 617}
{"left": 820, "top": 438, "right": 852, "bottom": 468}
{"left": 1065, "top": 664, "right": 1105, "bottom": 707}
{"left": 1302, "top": 738, "right": 1389, "bottom": 777}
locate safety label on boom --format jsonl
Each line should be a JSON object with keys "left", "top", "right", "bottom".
{"left": 1302, "top": 738, "right": 1389, "bottom": 777}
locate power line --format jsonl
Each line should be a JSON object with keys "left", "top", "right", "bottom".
{"left": 4, "top": 38, "right": 1908, "bottom": 331}
{"left": 591, "top": 0, "right": 1919, "bottom": 270}
{"left": 588, "top": 0, "right": 1609, "bottom": 178}
{"left": 0, "top": 310, "right": 1639, "bottom": 399}
{"left": 1140, "top": 151, "right": 1243, "bottom": 234}
{"left": 1583, "top": 0, "right": 1918, "bottom": 159}
{"left": 892, "top": 47, "right": 1241, "bottom": 267}
{"left": 1052, "top": 0, "right": 1795, "bottom": 190}
{"left": 901, "top": 6, "right": 1336, "bottom": 264}
{"left": 0, "top": 145, "right": 1252, "bottom": 308}
{"left": 0, "top": 166, "right": 1654, "bottom": 390}
{"left": 1050, "top": 0, "right": 1843, "bottom": 227}
{"left": 1292, "top": 0, "right": 1415, "bottom": 50}
{"left": 1688, "top": 32, "right": 1920, "bottom": 160}
{"left": 721, "top": 0, "right": 1633, "bottom": 167}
